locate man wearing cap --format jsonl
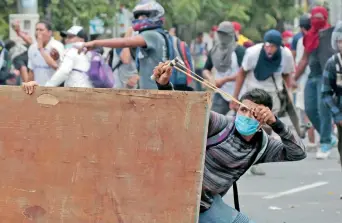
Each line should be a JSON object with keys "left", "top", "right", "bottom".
{"left": 202, "top": 21, "right": 246, "bottom": 114}
{"left": 23, "top": 25, "right": 93, "bottom": 93}
{"left": 231, "top": 30, "right": 296, "bottom": 175}
{"left": 27, "top": 20, "right": 64, "bottom": 84}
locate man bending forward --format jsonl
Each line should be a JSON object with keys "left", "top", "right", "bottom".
{"left": 153, "top": 62, "right": 306, "bottom": 222}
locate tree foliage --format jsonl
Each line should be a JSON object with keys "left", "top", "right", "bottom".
{"left": 0, "top": 0, "right": 16, "bottom": 39}
{"left": 0, "top": 0, "right": 305, "bottom": 41}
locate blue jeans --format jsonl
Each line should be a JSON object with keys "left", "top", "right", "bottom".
{"left": 304, "top": 76, "right": 332, "bottom": 144}
{"left": 199, "top": 195, "right": 255, "bottom": 223}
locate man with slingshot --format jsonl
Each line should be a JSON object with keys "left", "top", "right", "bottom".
{"left": 151, "top": 61, "right": 306, "bottom": 222}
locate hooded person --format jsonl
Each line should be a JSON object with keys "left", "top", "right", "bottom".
{"left": 303, "top": 6, "right": 330, "bottom": 53}
{"left": 295, "top": 6, "right": 337, "bottom": 160}
{"left": 202, "top": 21, "right": 246, "bottom": 115}
{"left": 322, "top": 21, "right": 342, "bottom": 187}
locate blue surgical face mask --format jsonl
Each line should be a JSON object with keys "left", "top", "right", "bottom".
{"left": 234, "top": 114, "right": 260, "bottom": 136}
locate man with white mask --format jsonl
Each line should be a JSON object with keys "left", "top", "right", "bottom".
{"left": 202, "top": 21, "right": 245, "bottom": 115}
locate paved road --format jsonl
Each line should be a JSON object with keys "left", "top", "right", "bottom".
{"left": 222, "top": 149, "right": 342, "bottom": 223}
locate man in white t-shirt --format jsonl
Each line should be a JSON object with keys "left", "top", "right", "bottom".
{"left": 232, "top": 29, "right": 295, "bottom": 114}
{"left": 231, "top": 29, "right": 295, "bottom": 176}
{"left": 27, "top": 21, "right": 64, "bottom": 85}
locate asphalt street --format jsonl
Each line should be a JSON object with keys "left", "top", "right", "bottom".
{"left": 222, "top": 118, "right": 342, "bottom": 223}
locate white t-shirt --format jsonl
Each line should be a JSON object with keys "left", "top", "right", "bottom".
{"left": 27, "top": 38, "right": 64, "bottom": 85}
{"left": 295, "top": 36, "right": 310, "bottom": 110}
{"left": 242, "top": 43, "right": 295, "bottom": 92}
{"left": 45, "top": 48, "right": 93, "bottom": 88}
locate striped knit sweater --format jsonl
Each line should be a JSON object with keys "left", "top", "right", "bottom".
{"left": 157, "top": 82, "right": 307, "bottom": 212}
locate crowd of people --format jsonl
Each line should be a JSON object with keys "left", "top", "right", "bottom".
{"left": 1, "top": 0, "right": 342, "bottom": 222}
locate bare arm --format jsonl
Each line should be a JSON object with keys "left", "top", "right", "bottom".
{"left": 28, "top": 70, "right": 34, "bottom": 82}
{"left": 120, "top": 27, "right": 134, "bottom": 64}
{"left": 120, "top": 48, "right": 132, "bottom": 64}
{"left": 282, "top": 74, "right": 291, "bottom": 88}
{"left": 16, "top": 31, "right": 33, "bottom": 46}
{"left": 202, "top": 69, "right": 212, "bottom": 81}
{"left": 93, "top": 36, "right": 146, "bottom": 49}
{"left": 232, "top": 68, "right": 247, "bottom": 99}
{"left": 294, "top": 51, "right": 309, "bottom": 81}
{"left": 20, "top": 66, "right": 30, "bottom": 82}
{"left": 291, "top": 50, "right": 296, "bottom": 59}
{"left": 39, "top": 49, "right": 58, "bottom": 70}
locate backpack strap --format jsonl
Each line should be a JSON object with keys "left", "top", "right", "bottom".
{"left": 252, "top": 129, "right": 269, "bottom": 165}
{"left": 155, "top": 29, "right": 171, "bottom": 59}
{"left": 206, "top": 121, "right": 235, "bottom": 148}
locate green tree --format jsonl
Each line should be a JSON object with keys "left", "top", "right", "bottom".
{"left": 0, "top": 0, "right": 16, "bottom": 39}
{"left": 0, "top": 0, "right": 301, "bottom": 42}
{"left": 47, "top": 0, "right": 120, "bottom": 32}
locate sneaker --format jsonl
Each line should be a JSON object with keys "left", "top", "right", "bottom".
{"left": 306, "top": 143, "right": 317, "bottom": 152}
{"left": 250, "top": 165, "right": 266, "bottom": 176}
{"left": 316, "top": 144, "right": 332, "bottom": 160}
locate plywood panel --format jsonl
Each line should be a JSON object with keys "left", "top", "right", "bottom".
{"left": 0, "top": 86, "right": 211, "bottom": 223}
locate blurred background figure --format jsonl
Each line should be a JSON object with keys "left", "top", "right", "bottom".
{"left": 282, "top": 30, "right": 294, "bottom": 49}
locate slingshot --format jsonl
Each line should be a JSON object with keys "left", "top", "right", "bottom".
{"left": 151, "top": 57, "right": 248, "bottom": 109}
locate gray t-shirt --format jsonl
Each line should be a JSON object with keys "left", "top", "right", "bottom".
{"left": 138, "top": 30, "right": 168, "bottom": 89}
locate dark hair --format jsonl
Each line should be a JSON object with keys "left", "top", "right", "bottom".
{"left": 299, "top": 14, "right": 311, "bottom": 31}
{"left": 197, "top": 32, "right": 203, "bottom": 37}
{"left": 36, "top": 20, "right": 52, "bottom": 31}
{"left": 240, "top": 88, "right": 273, "bottom": 110}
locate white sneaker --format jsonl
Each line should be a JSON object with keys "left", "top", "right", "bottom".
{"left": 316, "top": 144, "right": 333, "bottom": 160}
{"left": 316, "top": 150, "right": 331, "bottom": 160}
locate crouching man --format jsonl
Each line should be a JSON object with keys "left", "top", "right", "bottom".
{"left": 153, "top": 62, "right": 306, "bottom": 222}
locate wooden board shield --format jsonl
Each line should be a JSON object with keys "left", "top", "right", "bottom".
{"left": 0, "top": 87, "right": 211, "bottom": 223}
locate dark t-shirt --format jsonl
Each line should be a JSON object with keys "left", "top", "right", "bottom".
{"left": 291, "top": 32, "right": 303, "bottom": 51}
{"left": 12, "top": 51, "right": 28, "bottom": 70}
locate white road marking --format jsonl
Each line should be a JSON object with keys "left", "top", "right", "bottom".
{"left": 226, "top": 191, "right": 271, "bottom": 196}
{"left": 263, "top": 181, "right": 329, "bottom": 199}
